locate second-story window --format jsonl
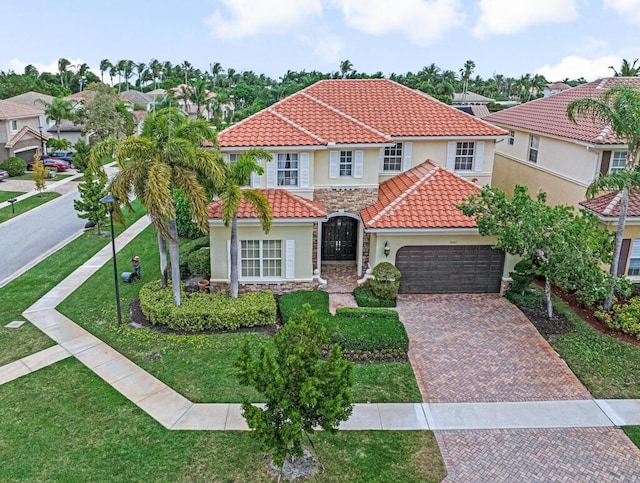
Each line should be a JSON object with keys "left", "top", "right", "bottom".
{"left": 508, "top": 130, "right": 515, "bottom": 145}
{"left": 383, "top": 143, "right": 403, "bottom": 171}
{"left": 10, "top": 120, "right": 18, "bottom": 131}
{"left": 277, "top": 153, "right": 298, "bottom": 186}
{"left": 528, "top": 135, "right": 539, "bottom": 164}
{"left": 455, "top": 142, "right": 474, "bottom": 170}
{"left": 340, "top": 151, "right": 353, "bottom": 177}
{"left": 611, "top": 151, "right": 627, "bottom": 173}
{"left": 229, "top": 153, "right": 251, "bottom": 186}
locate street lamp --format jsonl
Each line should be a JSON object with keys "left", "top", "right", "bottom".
{"left": 38, "top": 125, "right": 45, "bottom": 156}
{"left": 100, "top": 193, "right": 122, "bottom": 325}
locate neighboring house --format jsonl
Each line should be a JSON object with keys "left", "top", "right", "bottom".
{"left": 170, "top": 84, "right": 217, "bottom": 119}
{"left": 453, "top": 91, "right": 495, "bottom": 105}
{"left": 5, "top": 91, "right": 53, "bottom": 129}
{"left": 208, "top": 79, "right": 510, "bottom": 294}
{"left": 0, "top": 100, "right": 49, "bottom": 163}
{"left": 485, "top": 77, "right": 640, "bottom": 278}
{"left": 47, "top": 119, "right": 87, "bottom": 145}
{"left": 543, "top": 82, "right": 572, "bottom": 97}
{"left": 120, "top": 90, "right": 154, "bottom": 111}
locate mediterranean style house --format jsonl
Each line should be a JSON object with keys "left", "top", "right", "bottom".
{"left": 485, "top": 77, "right": 640, "bottom": 279}
{"left": 0, "top": 100, "right": 49, "bottom": 163}
{"left": 208, "top": 79, "right": 511, "bottom": 294}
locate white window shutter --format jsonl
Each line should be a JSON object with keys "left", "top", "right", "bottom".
{"left": 446, "top": 141, "right": 456, "bottom": 171}
{"left": 403, "top": 142, "right": 413, "bottom": 171}
{"left": 474, "top": 141, "right": 484, "bottom": 172}
{"left": 285, "top": 240, "right": 295, "bottom": 279}
{"left": 379, "top": 148, "right": 384, "bottom": 172}
{"left": 251, "top": 170, "right": 262, "bottom": 188}
{"left": 354, "top": 150, "right": 364, "bottom": 178}
{"left": 329, "top": 151, "right": 339, "bottom": 179}
{"left": 300, "top": 152, "right": 310, "bottom": 188}
{"left": 266, "top": 158, "right": 276, "bottom": 188}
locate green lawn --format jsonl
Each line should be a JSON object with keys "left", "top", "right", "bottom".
{"left": 0, "top": 202, "right": 147, "bottom": 365}
{"left": 0, "top": 192, "right": 60, "bottom": 223}
{"left": 624, "top": 426, "right": 640, "bottom": 448}
{"left": 11, "top": 172, "right": 76, "bottom": 181}
{"left": 0, "top": 191, "right": 24, "bottom": 202}
{"left": 0, "top": 359, "right": 446, "bottom": 482}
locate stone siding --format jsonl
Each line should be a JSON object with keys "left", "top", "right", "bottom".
{"left": 208, "top": 280, "right": 320, "bottom": 296}
{"left": 313, "top": 187, "right": 378, "bottom": 213}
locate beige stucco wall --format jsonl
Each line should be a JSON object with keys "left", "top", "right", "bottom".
{"left": 313, "top": 149, "right": 379, "bottom": 186}
{"left": 209, "top": 223, "right": 315, "bottom": 282}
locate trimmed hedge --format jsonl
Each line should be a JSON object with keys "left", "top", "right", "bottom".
{"left": 278, "top": 290, "right": 330, "bottom": 323}
{"left": 596, "top": 296, "right": 640, "bottom": 339}
{"left": 327, "top": 310, "right": 409, "bottom": 353}
{"left": 178, "top": 236, "right": 210, "bottom": 277}
{"left": 139, "top": 280, "right": 276, "bottom": 331}
{"left": 353, "top": 287, "right": 396, "bottom": 308}
{"left": 335, "top": 307, "right": 398, "bottom": 319}
{"left": 187, "top": 248, "right": 210, "bottom": 276}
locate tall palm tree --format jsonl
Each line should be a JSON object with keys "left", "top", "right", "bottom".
{"left": 149, "top": 58, "right": 162, "bottom": 89}
{"left": 189, "top": 80, "right": 209, "bottom": 117}
{"left": 609, "top": 58, "right": 640, "bottom": 77}
{"left": 567, "top": 83, "right": 640, "bottom": 310}
{"left": 58, "top": 58, "right": 70, "bottom": 88}
{"left": 218, "top": 149, "right": 273, "bottom": 298}
{"left": 136, "top": 62, "right": 146, "bottom": 89}
{"left": 460, "top": 60, "right": 475, "bottom": 101}
{"left": 123, "top": 60, "right": 135, "bottom": 90}
{"left": 92, "top": 108, "right": 224, "bottom": 306}
{"left": 37, "top": 97, "right": 74, "bottom": 139}
{"left": 339, "top": 60, "right": 354, "bottom": 78}
{"left": 99, "top": 59, "right": 112, "bottom": 84}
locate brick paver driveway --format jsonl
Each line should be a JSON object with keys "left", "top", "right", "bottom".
{"left": 397, "top": 294, "right": 640, "bottom": 481}
{"left": 397, "top": 294, "right": 590, "bottom": 403}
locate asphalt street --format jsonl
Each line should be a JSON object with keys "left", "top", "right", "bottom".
{"left": 0, "top": 189, "right": 83, "bottom": 285}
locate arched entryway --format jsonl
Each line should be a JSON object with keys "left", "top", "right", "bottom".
{"left": 321, "top": 215, "right": 358, "bottom": 261}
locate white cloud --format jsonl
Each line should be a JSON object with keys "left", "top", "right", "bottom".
{"left": 206, "top": 0, "right": 323, "bottom": 39}
{"left": 473, "top": 0, "right": 579, "bottom": 37}
{"left": 333, "top": 0, "right": 464, "bottom": 45}
{"left": 534, "top": 54, "right": 621, "bottom": 81}
{"left": 311, "top": 31, "right": 344, "bottom": 64}
{"left": 604, "top": 0, "right": 640, "bottom": 24}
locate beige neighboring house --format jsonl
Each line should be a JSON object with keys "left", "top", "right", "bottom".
{"left": 0, "top": 100, "right": 49, "bottom": 163}
{"left": 208, "top": 79, "right": 512, "bottom": 294}
{"left": 485, "top": 76, "right": 640, "bottom": 278}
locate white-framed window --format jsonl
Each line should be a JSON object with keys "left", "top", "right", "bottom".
{"left": 10, "top": 120, "right": 18, "bottom": 131}
{"left": 229, "top": 153, "right": 252, "bottom": 187}
{"left": 528, "top": 135, "right": 539, "bottom": 164}
{"left": 508, "top": 130, "right": 515, "bottom": 145}
{"left": 241, "top": 240, "right": 282, "bottom": 278}
{"left": 455, "top": 142, "right": 475, "bottom": 170}
{"left": 277, "top": 153, "right": 298, "bottom": 186}
{"left": 339, "top": 151, "right": 353, "bottom": 177}
{"left": 628, "top": 239, "right": 640, "bottom": 276}
{"left": 383, "top": 143, "right": 403, "bottom": 171}
{"left": 611, "top": 151, "right": 627, "bottom": 173}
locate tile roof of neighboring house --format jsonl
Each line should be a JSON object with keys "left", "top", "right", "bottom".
{"left": 64, "top": 91, "right": 96, "bottom": 103}
{"left": 360, "top": 160, "right": 479, "bottom": 229}
{"left": 47, "top": 119, "right": 83, "bottom": 133}
{"left": 218, "top": 79, "right": 506, "bottom": 148}
{"left": 132, "top": 110, "right": 148, "bottom": 124}
{"left": 208, "top": 189, "right": 327, "bottom": 220}
{"left": 0, "top": 99, "right": 44, "bottom": 119}
{"left": 546, "top": 82, "right": 572, "bottom": 90}
{"left": 146, "top": 88, "right": 167, "bottom": 97}
{"left": 453, "top": 92, "right": 495, "bottom": 104}
{"left": 6, "top": 125, "right": 50, "bottom": 148}
{"left": 454, "top": 104, "right": 491, "bottom": 118}
{"left": 579, "top": 190, "right": 640, "bottom": 218}
{"left": 485, "top": 77, "right": 640, "bottom": 145}
{"left": 120, "top": 90, "right": 153, "bottom": 104}
{"left": 6, "top": 91, "right": 54, "bottom": 107}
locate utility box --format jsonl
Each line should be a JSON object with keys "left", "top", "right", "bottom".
{"left": 121, "top": 272, "right": 136, "bottom": 283}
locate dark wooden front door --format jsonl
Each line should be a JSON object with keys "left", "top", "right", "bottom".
{"left": 322, "top": 216, "right": 358, "bottom": 261}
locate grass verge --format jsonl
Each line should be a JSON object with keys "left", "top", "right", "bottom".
{"left": 0, "top": 359, "right": 446, "bottom": 482}
{"left": 0, "top": 202, "right": 146, "bottom": 365}
{"left": 0, "top": 192, "right": 60, "bottom": 223}
{"left": 11, "top": 173, "right": 75, "bottom": 181}
{"left": 623, "top": 426, "right": 640, "bottom": 449}
{"left": 0, "top": 191, "right": 25, "bottom": 202}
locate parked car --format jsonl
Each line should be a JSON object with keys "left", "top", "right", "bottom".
{"left": 26, "top": 158, "right": 70, "bottom": 172}
{"left": 46, "top": 150, "right": 74, "bottom": 164}
{"left": 0, "top": 169, "right": 8, "bottom": 181}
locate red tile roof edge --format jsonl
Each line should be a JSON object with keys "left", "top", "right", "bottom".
{"left": 208, "top": 189, "right": 327, "bottom": 219}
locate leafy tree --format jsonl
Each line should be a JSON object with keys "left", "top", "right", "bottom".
{"left": 74, "top": 171, "right": 108, "bottom": 234}
{"left": 236, "top": 304, "right": 353, "bottom": 469}
{"left": 458, "top": 185, "right": 614, "bottom": 317}
{"left": 46, "top": 138, "right": 71, "bottom": 151}
{"left": 217, "top": 149, "right": 273, "bottom": 298}
{"left": 567, "top": 83, "right": 640, "bottom": 310}
{"left": 32, "top": 154, "right": 48, "bottom": 195}
{"left": 173, "top": 188, "right": 201, "bottom": 239}
{"left": 80, "top": 84, "right": 131, "bottom": 142}
{"left": 71, "top": 139, "right": 91, "bottom": 172}
{"left": 37, "top": 97, "right": 74, "bottom": 139}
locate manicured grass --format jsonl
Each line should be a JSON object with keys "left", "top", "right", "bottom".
{"left": 544, "top": 297, "right": 640, "bottom": 399}
{"left": 0, "top": 191, "right": 24, "bottom": 202}
{"left": 0, "top": 202, "right": 147, "bottom": 365}
{"left": 0, "top": 192, "right": 60, "bottom": 223}
{"left": 352, "top": 362, "right": 423, "bottom": 402}
{"left": 11, "top": 172, "right": 75, "bottom": 181}
{"left": 0, "top": 359, "right": 446, "bottom": 482}
{"left": 624, "top": 426, "right": 640, "bottom": 449}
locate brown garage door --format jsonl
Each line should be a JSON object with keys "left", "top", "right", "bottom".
{"left": 15, "top": 149, "right": 37, "bottom": 163}
{"left": 396, "top": 245, "right": 505, "bottom": 294}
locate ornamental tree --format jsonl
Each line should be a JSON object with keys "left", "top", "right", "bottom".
{"left": 236, "top": 304, "right": 353, "bottom": 469}
{"left": 74, "top": 170, "right": 108, "bottom": 235}
{"left": 458, "top": 185, "right": 615, "bottom": 317}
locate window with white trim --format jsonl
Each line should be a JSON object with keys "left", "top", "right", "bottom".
{"left": 610, "top": 151, "right": 627, "bottom": 173}
{"left": 508, "top": 130, "right": 515, "bottom": 145}
{"left": 628, "top": 240, "right": 640, "bottom": 276}
{"left": 528, "top": 135, "right": 539, "bottom": 163}
{"left": 339, "top": 151, "right": 353, "bottom": 176}
{"left": 10, "top": 120, "right": 18, "bottom": 131}
{"left": 454, "top": 142, "right": 474, "bottom": 170}
{"left": 277, "top": 153, "right": 298, "bottom": 186}
{"left": 228, "top": 153, "right": 252, "bottom": 187}
{"left": 383, "top": 143, "right": 403, "bottom": 171}
{"left": 241, "top": 240, "right": 282, "bottom": 278}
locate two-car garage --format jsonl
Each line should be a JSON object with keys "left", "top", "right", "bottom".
{"left": 395, "top": 245, "right": 505, "bottom": 294}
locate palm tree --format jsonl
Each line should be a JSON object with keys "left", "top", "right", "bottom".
{"left": 37, "top": 97, "right": 74, "bottom": 139}
{"left": 609, "top": 58, "right": 640, "bottom": 77}
{"left": 339, "top": 60, "right": 354, "bottom": 79}
{"left": 136, "top": 62, "right": 146, "bottom": 89}
{"left": 58, "top": 58, "right": 70, "bottom": 88}
{"left": 115, "top": 60, "right": 126, "bottom": 92}
{"left": 99, "top": 59, "right": 112, "bottom": 84}
{"left": 149, "top": 58, "right": 162, "bottom": 89}
{"left": 189, "top": 80, "right": 208, "bottom": 117}
{"left": 123, "top": 60, "right": 135, "bottom": 90}
{"left": 567, "top": 83, "right": 640, "bottom": 310}
{"left": 93, "top": 108, "right": 224, "bottom": 306}
{"left": 217, "top": 149, "right": 273, "bottom": 298}
{"left": 460, "top": 60, "right": 475, "bottom": 101}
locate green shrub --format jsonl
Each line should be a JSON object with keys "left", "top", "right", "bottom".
{"left": 326, "top": 309, "right": 408, "bottom": 353}
{"left": 179, "top": 236, "right": 209, "bottom": 277}
{"left": 505, "top": 288, "right": 544, "bottom": 309}
{"left": 278, "top": 290, "right": 330, "bottom": 323}
{"left": 596, "top": 296, "right": 640, "bottom": 339}
{"left": 353, "top": 286, "right": 396, "bottom": 307}
{"left": 174, "top": 189, "right": 203, "bottom": 239}
{"left": 139, "top": 281, "right": 276, "bottom": 331}
{"left": 370, "top": 262, "right": 401, "bottom": 300}
{"left": 187, "top": 248, "right": 210, "bottom": 276}
{"left": 0, "top": 156, "right": 27, "bottom": 176}
{"left": 335, "top": 307, "right": 399, "bottom": 319}
{"left": 508, "top": 259, "right": 535, "bottom": 295}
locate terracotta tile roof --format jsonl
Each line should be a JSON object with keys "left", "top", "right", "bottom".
{"left": 485, "top": 77, "right": 640, "bottom": 145}
{"left": 208, "top": 189, "right": 327, "bottom": 219}
{"left": 360, "top": 160, "right": 479, "bottom": 229}
{"left": 579, "top": 190, "right": 640, "bottom": 218}
{"left": 0, "top": 100, "right": 43, "bottom": 119}
{"left": 218, "top": 79, "right": 506, "bottom": 147}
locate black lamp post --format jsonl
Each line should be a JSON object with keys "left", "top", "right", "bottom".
{"left": 7, "top": 198, "right": 17, "bottom": 214}
{"left": 100, "top": 194, "right": 122, "bottom": 325}
{"left": 38, "top": 125, "right": 45, "bottom": 156}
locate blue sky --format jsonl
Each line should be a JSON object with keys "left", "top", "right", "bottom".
{"left": 3, "top": 0, "right": 640, "bottom": 83}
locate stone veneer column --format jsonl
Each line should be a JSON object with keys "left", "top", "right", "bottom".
{"left": 313, "top": 187, "right": 379, "bottom": 213}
